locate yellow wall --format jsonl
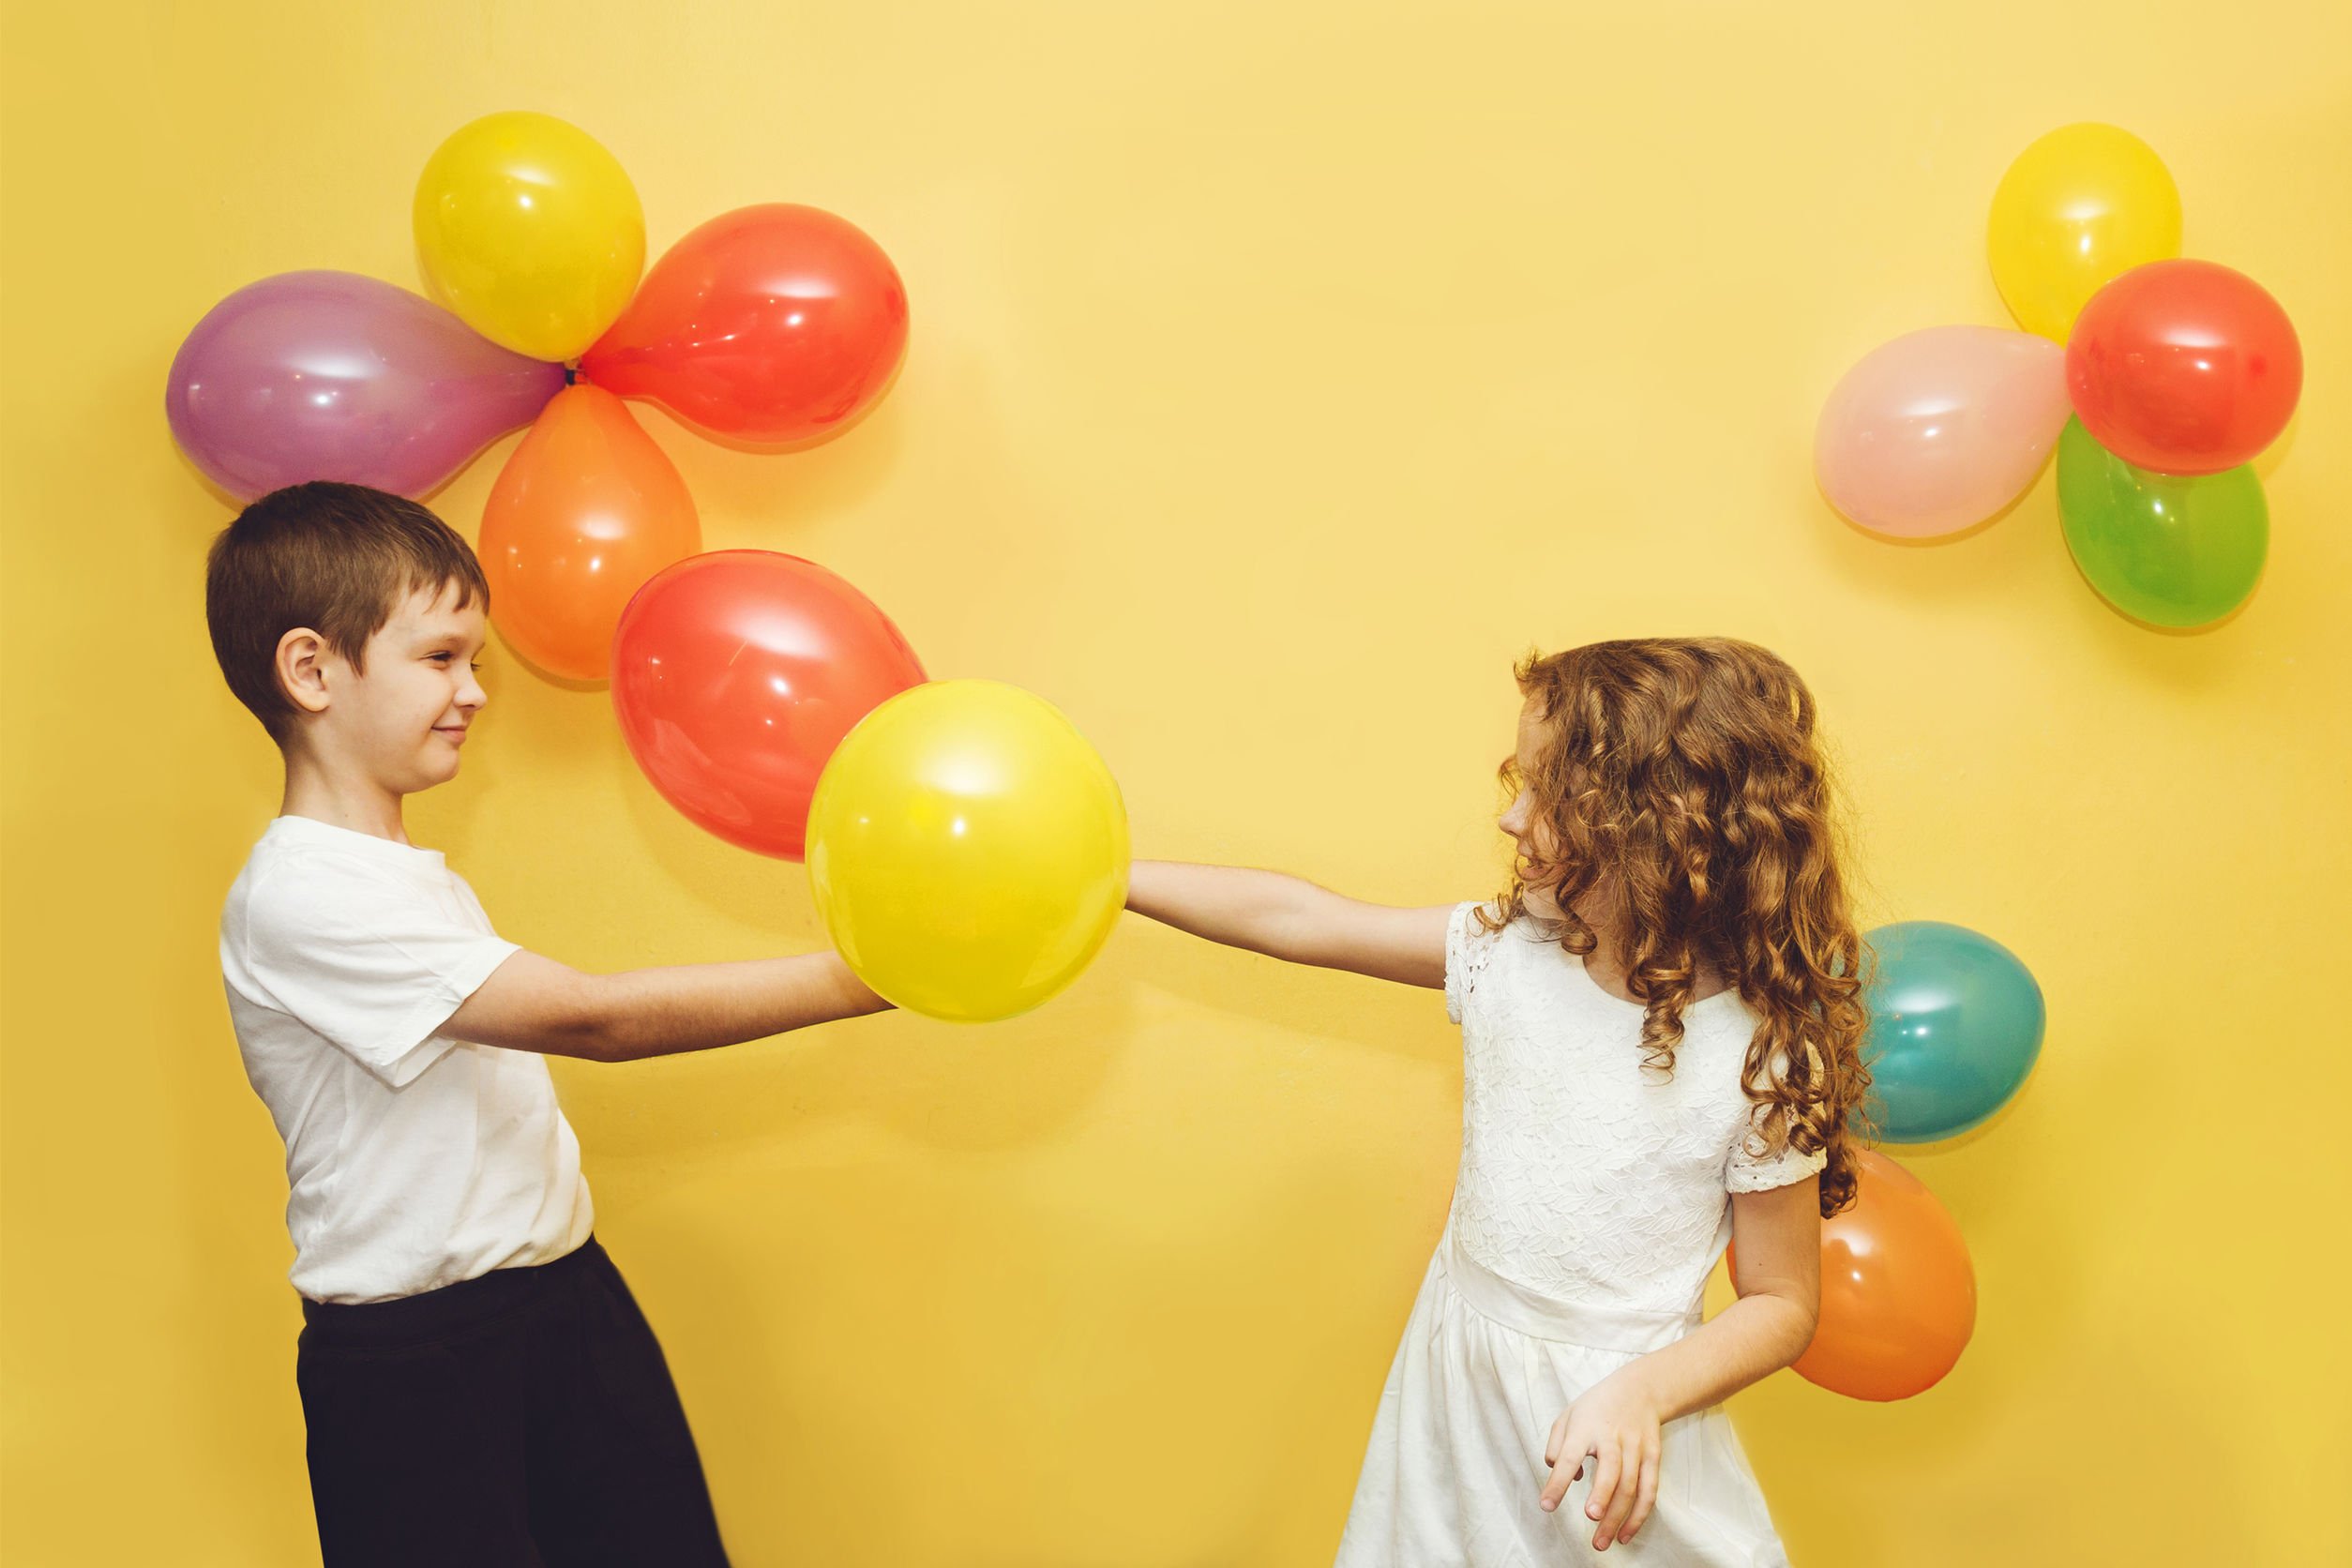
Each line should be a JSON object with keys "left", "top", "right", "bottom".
{"left": 5, "top": 4, "right": 2347, "bottom": 1563}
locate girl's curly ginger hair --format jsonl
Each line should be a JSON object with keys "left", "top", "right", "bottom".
{"left": 1490, "top": 638, "right": 1873, "bottom": 1216}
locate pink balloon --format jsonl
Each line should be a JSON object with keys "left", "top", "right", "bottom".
{"left": 166, "top": 271, "right": 565, "bottom": 502}
{"left": 1816, "top": 325, "right": 2069, "bottom": 538}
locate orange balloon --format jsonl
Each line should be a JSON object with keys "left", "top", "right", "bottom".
{"left": 480, "top": 384, "right": 700, "bottom": 681}
{"left": 1791, "top": 1150, "right": 1976, "bottom": 1400}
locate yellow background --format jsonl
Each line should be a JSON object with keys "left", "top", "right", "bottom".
{"left": 5, "top": 3, "right": 2347, "bottom": 1563}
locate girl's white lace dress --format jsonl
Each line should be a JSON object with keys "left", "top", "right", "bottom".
{"left": 1333, "top": 902, "right": 1823, "bottom": 1567}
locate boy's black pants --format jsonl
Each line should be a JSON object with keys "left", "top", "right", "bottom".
{"left": 295, "top": 1235, "right": 731, "bottom": 1567}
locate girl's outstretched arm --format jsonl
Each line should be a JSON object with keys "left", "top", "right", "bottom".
{"left": 1125, "top": 859, "right": 1454, "bottom": 988}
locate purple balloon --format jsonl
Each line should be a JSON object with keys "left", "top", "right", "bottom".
{"left": 165, "top": 270, "right": 565, "bottom": 502}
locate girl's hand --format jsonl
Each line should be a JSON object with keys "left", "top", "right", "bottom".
{"left": 1539, "top": 1368, "right": 1664, "bottom": 1551}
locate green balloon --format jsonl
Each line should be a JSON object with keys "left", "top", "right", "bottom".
{"left": 2056, "top": 416, "right": 2267, "bottom": 628}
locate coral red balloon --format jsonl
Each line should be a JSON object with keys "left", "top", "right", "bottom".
{"left": 580, "top": 204, "right": 908, "bottom": 447}
{"left": 481, "top": 385, "right": 700, "bottom": 682}
{"left": 611, "top": 551, "right": 925, "bottom": 860}
{"left": 2066, "top": 259, "right": 2301, "bottom": 475}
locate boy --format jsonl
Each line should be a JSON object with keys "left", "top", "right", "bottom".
{"left": 208, "top": 482, "right": 890, "bottom": 1566}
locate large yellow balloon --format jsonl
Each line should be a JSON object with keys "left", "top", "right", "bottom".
{"left": 1987, "top": 123, "right": 2180, "bottom": 343}
{"left": 806, "top": 680, "right": 1129, "bottom": 1023}
{"left": 414, "top": 112, "right": 645, "bottom": 362}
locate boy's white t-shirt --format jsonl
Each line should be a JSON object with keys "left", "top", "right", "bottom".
{"left": 219, "top": 814, "right": 594, "bottom": 1304}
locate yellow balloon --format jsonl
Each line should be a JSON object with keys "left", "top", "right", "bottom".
{"left": 806, "top": 681, "right": 1129, "bottom": 1023}
{"left": 1987, "top": 123, "right": 2181, "bottom": 343}
{"left": 414, "top": 112, "right": 645, "bottom": 362}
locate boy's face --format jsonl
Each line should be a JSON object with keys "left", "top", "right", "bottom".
{"left": 322, "top": 581, "right": 489, "bottom": 792}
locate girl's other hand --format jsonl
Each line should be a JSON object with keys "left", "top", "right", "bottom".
{"left": 1539, "top": 1367, "right": 1664, "bottom": 1551}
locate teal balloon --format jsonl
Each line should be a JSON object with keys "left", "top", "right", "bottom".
{"left": 2056, "top": 416, "right": 2267, "bottom": 628}
{"left": 1861, "top": 921, "right": 2043, "bottom": 1142}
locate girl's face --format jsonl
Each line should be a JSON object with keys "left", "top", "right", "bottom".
{"left": 1498, "top": 700, "right": 1566, "bottom": 921}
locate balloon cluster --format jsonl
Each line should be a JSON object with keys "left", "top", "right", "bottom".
{"left": 1817, "top": 123, "right": 2301, "bottom": 629}
{"left": 167, "top": 112, "right": 1126, "bottom": 1022}
{"left": 1770, "top": 921, "right": 2043, "bottom": 1402}
{"left": 166, "top": 111, "right": 908, "bottom": 679}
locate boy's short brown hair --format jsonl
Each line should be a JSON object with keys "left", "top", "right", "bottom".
{"left": 205, "top": 482, "right": 490, "bottom": 742}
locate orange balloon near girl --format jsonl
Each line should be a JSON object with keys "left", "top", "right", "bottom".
{"left": 479, "top": 384, "right": 701, "bottom": 682}
{"left": 1735, "top": 1148, "right": 1977, "bottom": 1401}
{"left": 1799, "top": 1151, "right": 1976, "bottom": 1400}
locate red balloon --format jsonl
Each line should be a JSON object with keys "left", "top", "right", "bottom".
{"left": 611, "top": 550, "right": 925, "bottom": 860}
{"left": 580, "top": 204, "right": 908, "bottom": 447}
{"left": 2067, "top": 259, "right": 2301, "bottom": 475}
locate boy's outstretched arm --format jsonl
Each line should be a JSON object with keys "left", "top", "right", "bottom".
{"left": 1125, "top": 859, "right": 1452, "bottom": 988}
{"left": 445, "top": 950, "right": 892, "bottom": 1063}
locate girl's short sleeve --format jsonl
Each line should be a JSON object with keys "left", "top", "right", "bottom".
{"left": 1721, "top": 1123, "right": 1825, "bottom": 1194}
{"left": 1443, "top": 901, "right": 1501, "bottom": 1025}
{"left": 1725, "top": 1103, "right": 1830, "bottom": 1194}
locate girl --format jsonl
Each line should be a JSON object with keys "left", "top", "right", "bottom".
{"left": 1127, "top": 638, "right": 1870, "bottom": 1565}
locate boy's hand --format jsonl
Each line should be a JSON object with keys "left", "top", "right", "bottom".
{"left": 1539, "top": 1367, "right": 1664, "bottom": 1550}
{"left": 445, "top": 948, "right": 889, "bottom": 1063}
